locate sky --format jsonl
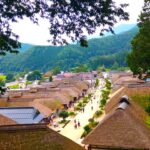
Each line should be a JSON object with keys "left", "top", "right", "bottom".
{"left": 11, "top": 0, "right": 144, "bottom": 45}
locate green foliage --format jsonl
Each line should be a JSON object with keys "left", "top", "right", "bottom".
{"left": 8, "top": 84, "right": 19, "bottom": 89}
{"left": 59, "top": 111, "right": 69, "bottom": 120}
{"left": 0, "top": 75, "right": 6, "bottom": 87}
{"left": 100, "top": 79, "right": 111, "bottom": 109}
{"left": 73, "top": 64, "right": 88, "bottom": 73}
{"left": 52, "top": 66, "right": 61, "bottom": 75}
{"left": 6, "top": 73, "right": 15, "bottom": 82}
{"left": 84, "top": 125, "right": 92, "bottom": 133}
{"left": 131, "top": 94, "right": 150, "bottom": 115}
{"left": 83, "top": 97, "right": 89, "bottom": 104}
{"left": 49, "top": 76, "right": 53, "bottom": 82}
{"left": 26, "top": 81, "right": 32, "bottom": 85}
{"left": 0, "top": 0, "right": 128, "bottom": 55}
{"left": 127, "top": 1, "right": 150, "bottom": 76}
{"left": 105, "top": 78, "right": 112, "bottom": 90}
{"left": 95, "top": 78, "right": 99, "bottom": 87}
{"left": 88, "top": 118, "right": 94, "bottom": 123}
{"left": 94, "top": 110, "right": 103, "bottom": 118}
{"left": 69, "top": 111, "right": 76, "bottom": 117}
{"left": 27, "top": 70, "right": 42, "bottom": 81}
{"left": 0, "top": 27, "right": 138, "bottom": 73}
{"left": 145, "top": 106, "right": 150, "bottom": 115}
{"left": 145, "top": 117, "right": 150, "bottom": 128}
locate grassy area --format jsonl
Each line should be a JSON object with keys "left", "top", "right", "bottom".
{"left": 8, "top": 84, "right": 19, "bottom": 89}
{"left": 131, "top": 94, "right": 150, "bottom": 128}
{"left": 26, "top": 81, "right": 32, "bottom": 85}
{"left": 131, "top": 94, "right": 150, "bottom": 114}
{"left": 145, "top": 116, "right": 150, "bottom": 128}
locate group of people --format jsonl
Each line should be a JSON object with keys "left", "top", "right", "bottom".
{"left": 74, "top": 119, "right": 80, "bottom": 129}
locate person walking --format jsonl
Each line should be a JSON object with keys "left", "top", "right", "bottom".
{"left": 78, "top": 121, "right": 80, "bottom": 127}
{"left": 91, "top": 106, "right": 93, "bottom": 110}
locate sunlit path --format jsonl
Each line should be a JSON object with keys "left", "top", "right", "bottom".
{"left": 60, "top": 84, "right": 103, "bottom": 144}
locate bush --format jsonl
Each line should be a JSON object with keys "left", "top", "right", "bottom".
{"left": 59, "top": 111, "right": 69, "bottom": 120}
{"left": 59, "top": 120, "right": 67, "bottom": 124}
{"left": 78, "top": 102, "right": 83, "bottom": 107}
{"left": 145, "top": 106, "right": 150, "bottom": 115}
{"left": 69, "top": 111, "right": 76, "bottom": 116}
{"left": 26, "top": 81, "right": 32, "bottom": 85}
{"left": 88, "top": 118, "right": 94, "bottom": 123}
{"left": 94, "top": 110, "right": 103, "bottom": 118}
{"left": 74, "top": 106, "right": 81, "bottom": 111}
{"left": 8, "top": 84, "right": 19, "bottom": 89}
{"left": 84, "top": 125, "right": 92, "bottom": 133}
{"left": 100, "top": 98, "right": 107, "bottom": 107}
{"left": 89, "top": 121, "right": 99, "bottom": 128}
{"left": 81, "top": 131, "right": 88, "bottom": 138}
{"left": 83, "top": 99, "right": 88, "bottom": 103}
{"left": 88, "top": 94, "right": 92, "bottom": 98}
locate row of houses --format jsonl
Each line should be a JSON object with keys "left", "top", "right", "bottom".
{"left": 0, "top": 79, "right": 90, "bottom": 124}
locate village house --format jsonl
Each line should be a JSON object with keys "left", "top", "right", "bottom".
{"left": 82, "top": 95, "right": 150, "bottom": 150}
{"left": 0, "top": 79, "right": 90, "bottom": 123}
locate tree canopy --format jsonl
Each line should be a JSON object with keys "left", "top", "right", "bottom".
{"left": 0, "top": 0, "right": 129, "bottom": 55}
{"left": 127, "top": 0, "right": 150, "bottom": 78}
{"left": 27, "top": 70, "right": 42, "bottom": 81}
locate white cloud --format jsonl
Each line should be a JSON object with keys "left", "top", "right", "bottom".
{"left": 11, "top": 0, "right": 144, "bottom": 45}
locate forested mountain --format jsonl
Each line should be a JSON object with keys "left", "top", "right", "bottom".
{"left": 0, "top": 26, "right": 138, "bottom": 73}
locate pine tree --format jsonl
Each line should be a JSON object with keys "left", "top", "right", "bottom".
{"left": 127, "top": 0, "right": 150, "bottom": 78}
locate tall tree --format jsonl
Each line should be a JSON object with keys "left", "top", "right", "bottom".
{"left": 127, "top": 0, "right": 150, "bottom": 78}
{"left": 0, "top": 0, "right": 129, "bottom": 55}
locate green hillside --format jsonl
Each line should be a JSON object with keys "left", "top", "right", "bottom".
{"left": 0, "top": 27, "right": 138, "bottom": 73}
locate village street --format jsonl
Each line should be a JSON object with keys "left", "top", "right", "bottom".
{"left": 60, "top": 79, "right": 105, "bottom": 144}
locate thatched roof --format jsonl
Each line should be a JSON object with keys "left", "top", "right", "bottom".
{"left": 32, "top": 98, "right": 63, "bottom": 111}
{"left": 0, "top": 124, "right": 85, "bottom": 150}
{"left": 83, "top": 100, "right": 150, "bottom": 149}
{"left": 43, "top": 71, "right": 53, "bottom": 77}
{"left": 30, "top": 102, "right": 52, "bottom": 117}
{"left": 0, "top": 114, "right": 17, "bottom": 126}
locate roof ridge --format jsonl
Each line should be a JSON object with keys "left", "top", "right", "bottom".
{"left": 0, "top": 123, "right": 47, "bottom": 132}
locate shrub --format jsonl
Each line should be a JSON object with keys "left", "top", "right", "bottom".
{"left": 145, "top": 106, "right": 150, "bottom": 115}
{"left": 84, "top": 125, "right": 92, "bottom": 133}
{"left": 88, "top": 118, "right": 94, "bottom": 123}
{"left": 78, "top": 102, "right": 83, "bottom": 107}
{"left": 8, "top": 84, "right": 19, "bottom": 89}
{"left": 81, "top": 131, "right": 88, "bottom": 138}
{"left": 88, "top": 94, "right": 92, "bottom": 98}
{"left": 59, "top": 111, "right": 69, "bottom": 120}
{"left": 69, "top": 111, "right": 76, "bottom": 116}
{"left": 59, "top": 120, "right": 67, "bottom": 124}
{"left": 100, "top": 98, "right": 107, "bottom": 107}
{"left": 94, "top": 110, "right": 103, "bottom": 118}
{"left": 74, "top": 106, "right": 81, "bottom": 111}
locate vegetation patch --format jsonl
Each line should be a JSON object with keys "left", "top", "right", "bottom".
{"left": 131, "top": 94, "right": 150, "bottom": 114}
{"left": 8, "top": 84, "right": 19, "bottom": 89}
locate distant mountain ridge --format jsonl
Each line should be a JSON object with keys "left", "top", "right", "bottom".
{"left": 0, "top": 26, "right": 138, "bottom": 73}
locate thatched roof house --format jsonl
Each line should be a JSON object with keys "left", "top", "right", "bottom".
{"left": 0, "top": 124, "right": 85, "bottom": 150}
{"left": 82, "top": 96, "right": 150, "bottom": 150}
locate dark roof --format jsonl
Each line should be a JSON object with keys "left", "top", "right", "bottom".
{"left": 0, "top": 107, "right": 44, "bottom": 124}
{"left": 0, "top": 124, "right": 85, "bottom": 150}
{"left": 82, "top": 100, "right": 150, "bottom": 149}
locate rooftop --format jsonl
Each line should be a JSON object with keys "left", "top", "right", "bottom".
{"left": 0, "top": 107, "right": 45, "bottom": 124}
{"left": 0, "top": 124, "right": 85, "bottom": 150}
{"left": 82, "top": 97, "right": 150, "bottom": 149}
